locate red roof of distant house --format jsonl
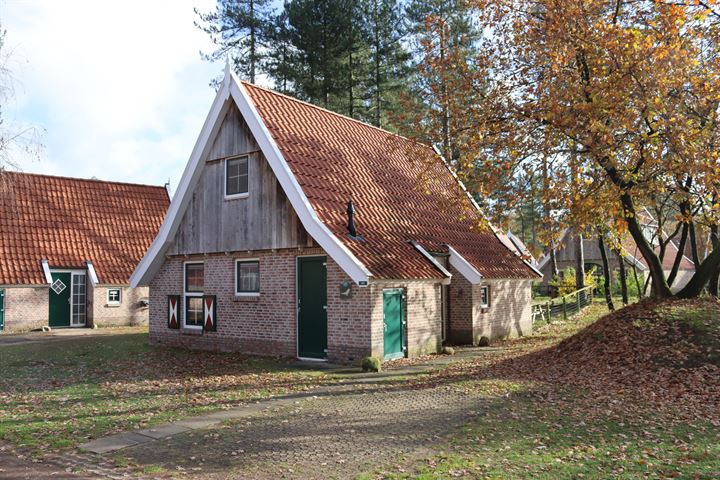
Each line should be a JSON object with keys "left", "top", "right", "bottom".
{"left": 243, "top": 83, "right": 536, "bottom": 280}
{"left": 0, "top": 172, "right": 169, "bottom": 285}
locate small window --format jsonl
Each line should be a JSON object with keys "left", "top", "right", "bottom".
{"left": 185, "top": 263, "right": 204, "bottom": 293}
{"left": 107, "top": 288, "right": 122, "bottom": 305}
{"left": 236, "top": 260, "right": 260, "bottom": 295}
{"left": 184, "top": 262, "right": 204, "bottom": 328}
{"left": 479, "top": 285, "right": 490, "bottom": 308}
{"left": 185, "top": 297, "right": 204, "bottom": 327}
{"left": 225, "top": 156, "right": 249, "bottom": 198}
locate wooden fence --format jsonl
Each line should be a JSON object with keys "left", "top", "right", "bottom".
{"left": 531, "top": 286, "right": 594, "bottom": 324}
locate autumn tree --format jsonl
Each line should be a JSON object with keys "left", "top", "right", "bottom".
{"left": 415, "top": 0, "right": 720, "bottom": 299}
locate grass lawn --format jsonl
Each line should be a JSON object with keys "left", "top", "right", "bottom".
{"left": 0, "top": 330, "right": 335, "bottom": 453}
{"left": 362, "top": 298, "right": 720, "bottom": 479}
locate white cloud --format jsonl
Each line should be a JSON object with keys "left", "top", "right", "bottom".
{"left": 1, "top": 0, "right": 220, "bottom": 190}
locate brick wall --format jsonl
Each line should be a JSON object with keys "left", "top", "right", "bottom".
{"left": 472, "top": 279, "right": 533, "bottom": 342}
{"left": 447, "top": 265, "right": 473, "bottom": 344}
{"left": 2, "top": 286, "right": 49, "bottom": 331}
{"left": 368, "top": 281, "right": 443, "bottom": 359}
{"left": 147, "top": 248, "right": 443, "bottom": 364}
{"left": 89, "top": 285, "right": 150, "bottom": 327}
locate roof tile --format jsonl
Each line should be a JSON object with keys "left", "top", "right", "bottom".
{"left": 243, "top": 83, "right": 536, "bottom": 280}
{"left": 0, "top": 172, "right": 169, "bottom": 285}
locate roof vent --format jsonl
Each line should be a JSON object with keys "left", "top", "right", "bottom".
{"left": 347, "top": 200, "right": 358, "bottom": 238}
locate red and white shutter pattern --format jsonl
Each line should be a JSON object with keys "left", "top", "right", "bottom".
{"left": 167, "top": 295, "right": 180, "bottom": 329}
{"left": 203, "top": 295, "right": 216, "bottom": 332}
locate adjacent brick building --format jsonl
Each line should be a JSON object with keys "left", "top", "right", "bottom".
{"left": 0, "top": 172, "right": 169, "bottom": 331}
{"left": 132, "top": 66, "right": 541, "bottom": 364}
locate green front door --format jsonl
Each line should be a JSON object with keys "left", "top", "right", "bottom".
{"left": 383, "top": 289, "right": 404, "bottom": 360}
{"left": 297, "top": 256, "right": 327, "bottom": 359}
{"left": 0, "top": 289, "right": 4, "bottom": 331}
{"left": 49, "top": 272, "right": 71, "bottom": 327}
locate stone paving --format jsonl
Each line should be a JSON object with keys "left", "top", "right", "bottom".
{"left": 123, "top": 382, "right": 490, "bottom": 479}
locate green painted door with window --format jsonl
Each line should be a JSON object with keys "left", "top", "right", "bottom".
{"left": 297, "top": 257, "right": 327, "bottom": 359}
{"left": 383, "top": 289, "right": 404, "bottom": 360}
{"left": 49, "top": 272, "right": 71, "bottom": 327}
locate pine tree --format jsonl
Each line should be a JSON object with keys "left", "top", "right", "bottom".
{"left": 195, "top": 0, "right": 275, "bottom": 83}
{"left": 264, "top": 5, "right": 295, "bottom": 94}
{"left": 364, "top": 0, "right": 411, "bottom": 128}
{"left": 405, "top": 0, "right": 479, "bottom": 160}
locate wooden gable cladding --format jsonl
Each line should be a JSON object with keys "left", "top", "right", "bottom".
{"left": 168, "top": 104, "right": 313, "bottom": 255}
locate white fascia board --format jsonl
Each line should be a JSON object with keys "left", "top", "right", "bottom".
{"left": 230, "top": 79, "right": 372, "bottom": 286}
{"left": 41, "top": 259, "right": 52, "bottom": 284}
{"left": 131, "top": 76, "right": 233, "bottom": 287}
{"left": 410, "top": 241, "right": 452, "bottom": 285}
{"left": 432, "top": 145, "right": 541, "bottom": 279}
{"left": 85, "top": 261, "right": 99, "bottom": 286}
{"left": 447, "top": 245, "right": 483, "bottom": 284}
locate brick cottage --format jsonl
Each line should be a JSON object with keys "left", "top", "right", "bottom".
{"left": 0, "top": 172, "right": 169, "bottom": 331}
{"left": 131, "top": 65, "right": 541, "bottom": 363}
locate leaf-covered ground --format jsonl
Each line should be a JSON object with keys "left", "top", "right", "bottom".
{"left": 0, "top": 331, "right": 334, "bottom": 452}
{"left": 368, "top": 298, "right": 720, "bottom": 479}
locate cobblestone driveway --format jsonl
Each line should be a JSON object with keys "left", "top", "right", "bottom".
{"left": 124, "top": 382, "right": 488, "bottom": 479}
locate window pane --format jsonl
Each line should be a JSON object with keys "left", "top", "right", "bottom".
{"left": 226, "top": 157, "right": 248, "bottom": 196}
{"left": 237, "top": 261, "right": 259, "bottom": 293}
{"left": 186, "top": 297, "right": 204, "bottom": 326}
{"left": 185, "top": 263, "right": 204, "bottom": 293}
{"left": 238, "top": 174, "right": 248, "bottom": 195}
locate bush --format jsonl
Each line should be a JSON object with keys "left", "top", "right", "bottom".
{"left": 550, "top": 267, "right": 598, "bottom": 296}
{"left": 478, "top": 336, "right": 491, "bottom": 347}
{"left": 360, "top": 356, "right": 381, "bottom": 372}
{"left": 442, "top": 346, "right": 455, "bottom": 355}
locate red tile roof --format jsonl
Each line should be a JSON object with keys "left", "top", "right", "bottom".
{"left": 243, "top": 83, "right": 537, "bottom": 280}
{"left": 0, "top": 172, "right": 169, "bottom": 285}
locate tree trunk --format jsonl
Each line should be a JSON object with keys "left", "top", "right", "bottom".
{"left": 667, "top": 220, "right": 689, "bottom": 287}
{"left": 676, "top": 238, "right": 720, "bottom": 298}
{"left": 620, "top": 193, "right": 673, "bottom": 298}
{"left": 710, "top": 225, "right": 719, "bottom": 298}
{"left": 575, "top": 232, "right": 585, "bottom": 290}
{"left": 249, "top": 0, "right": 256, "bottom": 84}
{"left": 688, "top": 221, "right": 700, "bottom": 266}
{"left": 598, "top": 232, "right": 615, "bottom": 311}
{"left": 615, "top": 250, "right": 628, "bottom": 305}
{"left": 632, "top": 263, "right": 643, "bottom": 299}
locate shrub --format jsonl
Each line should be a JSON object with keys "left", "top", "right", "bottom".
{"left": 550, "top": 267, "right": 598, "bottom": 296}
{"left": 442, "top": 346, "right": 455, "bottom": 355}
{"left": 478, "top": 336, "right": 491, "bottom": 347}
{"left": 360, "top": 356, "right": 381, "bottom": 372}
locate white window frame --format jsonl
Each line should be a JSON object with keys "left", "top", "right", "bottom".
{"left": 235, "top": 259, "right": 260, "bottom": 297}
{"left": 183, "top": 261, "right": 204, "bottom": 329}
{"left": 479, "top": 285, "right": 490, "bottom": 309}
{"left": 224, "top": 155, "right": 249, "bottom": 200}
{"left": 107, "top": 288, "right": 122, "bottom": 306}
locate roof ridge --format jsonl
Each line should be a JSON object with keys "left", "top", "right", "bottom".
{"left": 240, "top": 81, "right": 428, "bottom": 148}
{"left": 3, "top": 170, "right": 168, "bottom": 191}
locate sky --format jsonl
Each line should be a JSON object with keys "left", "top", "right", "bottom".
{"left": 1, "top": 0, "right": 223, "bottom": 193}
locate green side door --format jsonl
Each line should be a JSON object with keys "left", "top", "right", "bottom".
{"left": 383, "top": 289, "right": 404, "bottom": 360}
{"left": 297, "top": 256, "right": 327, "bottom": 359}
{"left": 49, "top": 272, "right": 71, "bottom": 328}
{"left": 0, "top": 289, "right": 4, "bottom": 331}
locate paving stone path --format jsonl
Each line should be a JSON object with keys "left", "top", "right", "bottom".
{"left": 122, "top": 381, "right": 490, "bottom": 479}
{"left": 9, "top": 349, "right": 496, "bottom": 479}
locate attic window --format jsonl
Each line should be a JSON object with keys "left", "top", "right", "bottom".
{"left": 225, "top": 156, "right": 249, "bottom": 198}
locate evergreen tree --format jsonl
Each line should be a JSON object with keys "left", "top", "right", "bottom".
{"left": 403, "top": 0, "right": 480, "bottom": 160}
{"left": 195, "top": 0, "right": 275, "bottom": 83}
{"left": 364, "top": 0, "right": 411, "bottom": 128}
{"left": 264, "top": 5, "right": 295, "bottom": 94}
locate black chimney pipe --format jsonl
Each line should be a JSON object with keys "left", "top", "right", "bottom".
{"left": 347, "top": 200, "right": 357, "bottom": 237}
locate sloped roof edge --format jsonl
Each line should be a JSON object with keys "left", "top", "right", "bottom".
{"left": 131, "top": 67, "right": 372, "bottom": 287}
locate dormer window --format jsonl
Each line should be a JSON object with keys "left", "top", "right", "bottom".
{"left": 225, "top": 156, "right": 249, "bottom": 199}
